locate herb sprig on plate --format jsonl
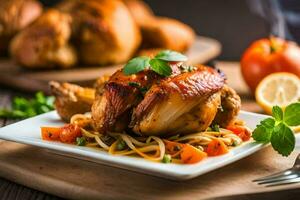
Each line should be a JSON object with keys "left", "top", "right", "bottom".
{"left": 253, "top": 102, "right": 300, "bottom": 156}
{"left": 123, "top": 50, "right": 188, "bottom": 76}
{"left": 0, "top": 92, "right": 55, "bottom": 119}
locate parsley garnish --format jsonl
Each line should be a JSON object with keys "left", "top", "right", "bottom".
{"left": 76, "top": 137, "right": 86, "bottom": 146}
{"left": 123, "top": 50, "right": 187, "bottom": 77}
{"left": 128, "top": 82, "right": 148, "bottom": 95}
{"left": 0, "top": 92, "right": 54, "bottom": 119}
{"left": 253, "top": 103, "right": 300, "bottom": 156}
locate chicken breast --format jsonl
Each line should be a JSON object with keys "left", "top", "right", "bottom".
{"left": 131, "top": 65, "right": 225, "bottom": 136}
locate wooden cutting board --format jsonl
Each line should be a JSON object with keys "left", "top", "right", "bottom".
{"left": 0, "top": 133, "right": 299, "bottom": 200}
{"left": 0, "top": 36, "right": 221, "bottom": 93}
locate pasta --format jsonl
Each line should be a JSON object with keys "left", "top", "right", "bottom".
{"left": 57, "top": 114, "right": 250, "bottom": 164}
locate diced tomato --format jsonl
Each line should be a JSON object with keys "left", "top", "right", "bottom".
{"left": 59, "top": 124, "right": 82, "bottom": 143}
{"left": 205, "top": 139, "right": 229, "bottom": 156}
{"left": 41, "top": 127, "right": 61, "bottom": 141}
{"left": 227, "top": 125, "right": 252, "bottom": 141}
{"left": 180, "top": 144, "right": 207, "bottom": 164}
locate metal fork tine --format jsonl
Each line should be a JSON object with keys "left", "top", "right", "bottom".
{"left": 257, "top": 174, "right": 299, "bottom": 185}
{"left": 265, "top": 177, "right": 300, "bottom": 187}
{"left": 253, "top": 169, "right": 293, "bottom": 182}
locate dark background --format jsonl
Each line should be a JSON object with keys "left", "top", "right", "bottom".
{"left": 40, "top": 0, "right": 269, "bottom": 60}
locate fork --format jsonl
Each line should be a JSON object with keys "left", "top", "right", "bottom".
{"left": 253, "top": 153, "right": 300, "bottom": 187}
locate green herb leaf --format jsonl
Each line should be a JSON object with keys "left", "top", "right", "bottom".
{"left": 272, "top": 106, "right": 283, "bottom": 121}
{"left": 283, "top": 102, "right": 300, "bottom": 126}
{"left": 128, "top": 82, "right": 141, "bottom": 88}
{"left": 252, "top": 118, "right": 275, "bottom": 142}
{"left": 155, "top": 50, "right": 188, "bottom": 62}
{"left": 123, "top": 56, "right": 150, "bottom": 75}
{"left": 149, "top": 59, "right": 172, "bottom": 76}
{"left": 0, "top": 92, "right": 55, "bottom": 119}
{"left": 270, "top": 123, "right": 295, "bottom": 156}
{"left": 76, "top": 137, "right": 86, "bottom": 146}
{"left": 116, "top": 140, "right": 127, "bottom": 150}
{"left": 211, "top": 124, "right": 220, "bottom": 132}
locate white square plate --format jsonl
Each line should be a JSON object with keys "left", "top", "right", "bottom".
{"left": 0, "top": 111, "right": 269, "bottom": 180}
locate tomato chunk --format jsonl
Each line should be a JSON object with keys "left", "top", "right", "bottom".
{"left": 205, "top": 139, "right": 229, "bottom": 156}
{"left": 59, "top": 124, "right": 82, "bottom": 143}
{"left": 180, "top": 144, "right": 207, "bottom": 164}
{"left": 41, "top": 127, "right": 61, "bottom": 141}
{"left": 227, "top": 125, "right": 251, "bottom": 141}
{"left": 164, "top": 140, "right": 207, "bottom": 164}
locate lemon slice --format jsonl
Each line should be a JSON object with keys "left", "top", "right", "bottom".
{"left": 255, "top": 72, "right": 300, "bottom": 115}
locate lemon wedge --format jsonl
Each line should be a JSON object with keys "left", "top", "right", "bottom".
{"left": 255, "top": 72, "right": 300, "bottom": 115}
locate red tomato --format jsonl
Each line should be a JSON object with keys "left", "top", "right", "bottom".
{"left": 205, "top": 139, "right": 229, "bottom": 156}
{"left": 59, "top": 124, "right": 82, "bottom": 143}
{"left": 227, "top": 125, "right": 251, "bottom": 141}
{"left": 241, "top": 37, "right": 300, "bottom": 93}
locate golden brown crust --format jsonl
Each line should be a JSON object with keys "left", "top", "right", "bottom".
{"left": 91, "top": 69, "right": 160, "bottom": 133}
{"left": 123, "top": 0, "right": 195, "bottom": 52}
{"left": 131, "top": 65, "right": 225, "bottom": 127}
{"left": 140, "top": 17, "right": 195, "bottom": 52}
{"left": 122, "top": 0, "right": 154, "bottom": 26}
{"left": 10, "top": 9, "right": 77, "bottom": 69}
{"left": 213, "top": 85, "right": 241, "bottom": 127}
{"left": 58, "top": 0, "right": 141, "bottom": 65}
{"left": 0, "top": 0, "right": 42, "bottom": 54}
{"left": 50, "top": 81, "right": 95, "bottom": 122}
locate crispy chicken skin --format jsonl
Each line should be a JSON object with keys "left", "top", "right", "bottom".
{"left": 10, "top": 9, "right": 77, "bottom": 69}
{"left": 91, "top": 69, "right": 160, "bottom": 133}
{"left": 131, "top": 65, "right": 226, "bottom": 136}
{"left": 50, "top": 81, "right": 95, "bottom": 122}
{"left": 0, "top": 0, "right": 42, "bottom": 54}
{"left": 58, "top": 0, "right": 141, "bottom": 65}
{"left": 213, "top": 85, "right": 241, "bottom": 127}
{"left": 53, "top": 64, "right": 240, "bottom": 135}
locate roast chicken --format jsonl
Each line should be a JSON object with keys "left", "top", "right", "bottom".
{"left": 10, "top": 9, "right": 77, "bottom": 68}
{"left": 123, "top": 0, "right": 195, "bottom": 52}
{"left": 0, "top": 0, "right": 42, "bottom": 54}
{"left": 51, "top": 62, "right": 241, "bottom": 136}
{"left": 90, "top": 64, "right": 240, "bottom": 136}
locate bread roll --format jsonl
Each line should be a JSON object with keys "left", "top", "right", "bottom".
{"left": 0, "top": 0, "right": 42, "bottom": 54}
{"left": 10, "top": 9, "right": 77, "bottom": 69}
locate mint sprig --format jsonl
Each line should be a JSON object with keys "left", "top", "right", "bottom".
{"left": 253, "top": 103, "right": 300, "bottom": 156}
{"left": 123, "top": 50, "right": 187, "bottom": 77}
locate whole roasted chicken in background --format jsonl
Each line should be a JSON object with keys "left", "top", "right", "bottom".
{"left": 0, "top": 0, "right": 42, "bottom": 55}
{"left": 8, "top": 0, "right": 195, "bottom": 69}
{"left": 51, "top": 51, "right": 241, "bottom": 137}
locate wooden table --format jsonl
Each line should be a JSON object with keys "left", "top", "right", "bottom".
{"left": 0, "top": 62, "right": 299, "bottom": 200}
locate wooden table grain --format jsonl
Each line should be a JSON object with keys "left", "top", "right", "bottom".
{"left": 0, "top": 62, "right": 299, "bottom": 200}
